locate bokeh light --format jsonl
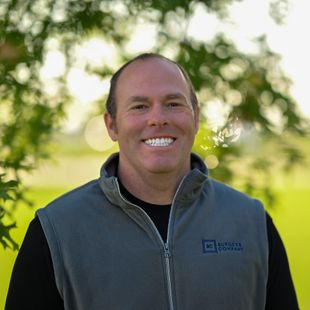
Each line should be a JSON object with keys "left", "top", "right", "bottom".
{"left": 205, "top": 154, "right": 219, "bottom": 169}
{"left": 84, "top": 116, "right": 115, "bottom": 152}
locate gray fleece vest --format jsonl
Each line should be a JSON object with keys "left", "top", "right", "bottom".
{"left": 37, "top": 153, "right": 268, "bottom": 310}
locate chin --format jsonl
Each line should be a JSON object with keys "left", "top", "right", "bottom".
{"left": 144, "top": 161, "right": 182, "bottom": 175}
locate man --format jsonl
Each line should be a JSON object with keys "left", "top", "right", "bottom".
{"left": 6, "top": 53, "right": 298, "bottom": 309}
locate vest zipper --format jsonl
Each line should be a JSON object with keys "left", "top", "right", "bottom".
{"left": 114, "top": 178, "right": 186, "bottom": 310}
{"left": 164, "top": 242, "right": 174, "bottom": 310}
{"left": 162, "top": 176, "right": 187, "bottom": 310}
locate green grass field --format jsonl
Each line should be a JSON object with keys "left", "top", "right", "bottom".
{"left": 268, "top": 188, "right": 310, "bottom": 310}
{"left": 1, "top": 185, "right": 309, "bottom": 309}
{"left": 0, "top": 187, "right": 69, "bottom": 308}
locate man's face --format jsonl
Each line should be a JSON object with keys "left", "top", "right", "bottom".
{"left": 105, "top": 58, "right": 199, "bottom": 178}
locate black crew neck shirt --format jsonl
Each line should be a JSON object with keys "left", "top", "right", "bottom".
{"left": 118, "top": 180, "right": 171, "bottom": 241}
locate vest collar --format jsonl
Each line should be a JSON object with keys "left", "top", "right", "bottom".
{"left": 98, "top": 153, "right": 208, "bottom": 208}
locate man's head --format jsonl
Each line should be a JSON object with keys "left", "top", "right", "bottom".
{"left": 105, "top": 53, "right": 198, "bottom": 121}
{"left": 104, "top": 53, "right": 199, "bottom": 180}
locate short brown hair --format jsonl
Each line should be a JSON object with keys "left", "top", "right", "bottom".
{"left": 105, "top": 53, "right": 198, "bottom": 119}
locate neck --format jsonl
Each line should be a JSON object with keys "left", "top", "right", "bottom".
{"left": 117, "top": 163, "right": 189, "bottom": 205}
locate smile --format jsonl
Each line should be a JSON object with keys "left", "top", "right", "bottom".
{"left": 144, "top": 137, "right": 175, "bottom": 147}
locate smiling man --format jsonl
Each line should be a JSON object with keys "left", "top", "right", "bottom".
{"left": 6, "top": 53, "right": 298, "bottom": 310}
{"left": 104, "top": 56, "right": 199, "bottom": 205}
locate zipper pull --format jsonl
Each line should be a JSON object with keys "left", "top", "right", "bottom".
{"left": 164, "top": 243, "right": 170, "bottom": 258}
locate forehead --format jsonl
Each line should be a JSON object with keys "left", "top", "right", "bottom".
{"left": 115, "top": 58, "right": 190, "bottom": 100}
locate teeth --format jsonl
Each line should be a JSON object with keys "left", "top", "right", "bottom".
{"left": 144, "top": 137, "right": 174, "bottom": 147}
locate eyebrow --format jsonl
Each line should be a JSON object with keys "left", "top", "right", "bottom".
{"left": 165, "top": 93, "right": 187, "bottom": 101}
{"left": 127, "top": 93, "right": 187, "bottom": 103}
{"left": 127, "top": 96, "right": 150, "bottom": 104}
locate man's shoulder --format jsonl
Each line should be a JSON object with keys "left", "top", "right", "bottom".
{"left": 206, "top": 177, "right": 264, "bottom": 210}
{"left": 39, "top": 179, "right": 105, "bottom": 213}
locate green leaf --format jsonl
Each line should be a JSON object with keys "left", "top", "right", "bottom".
{"left": 0, "top": 219, "right": 19, "bottom": 251}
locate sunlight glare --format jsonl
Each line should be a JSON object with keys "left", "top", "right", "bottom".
{"left": 126, "top": 22, "right": 157, "bottom": 54}
{"left": 202, "top": 99, "right": 231, "bottom": 130}
{"left": 74, "top": 38, "right": 118, "bottom": 69}
{"left": 187, "top": 3, "right": 219, "bottom": 42}
{"left": 67, "top": 68, "right": 109, "bottom": 105}
{"left": 40, "top": 50, "right": 66, "bottom": 79}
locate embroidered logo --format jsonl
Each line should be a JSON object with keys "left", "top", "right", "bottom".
{"left": 202, "top": 239, "right": 243, "bottom": 254}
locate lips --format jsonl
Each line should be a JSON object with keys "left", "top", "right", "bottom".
{"left": 143, "top": 137, "right": 175, "bottom": 147}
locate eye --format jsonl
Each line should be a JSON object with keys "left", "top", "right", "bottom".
{"left": 132, "top": 104, "right": 148, "bottom": 110}
{"left": 166, "top": 102, "right": 181, "bottom": 107}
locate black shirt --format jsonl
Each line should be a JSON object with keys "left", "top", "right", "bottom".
{"left": 5, "top": 183, "right": 299, "bottom": 309}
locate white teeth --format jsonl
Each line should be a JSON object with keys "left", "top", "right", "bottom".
{"left": 144, "top": 137, "right": 174, "bottom": 147}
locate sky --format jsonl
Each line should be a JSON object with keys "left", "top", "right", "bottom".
{"left": 40, "top": 0, "right": 310, "bottom": 137}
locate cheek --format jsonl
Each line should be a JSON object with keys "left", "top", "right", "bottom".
{"left": 174, "top": 114, "right": 197, "bottom": 131}
{"left": 123, "top": 116, "right": 145, "bottom": 131}
{"left": 116, "top": 116, "right": 145, "bottom": 142}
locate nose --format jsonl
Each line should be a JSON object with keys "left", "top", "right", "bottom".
{"left": 147, "top": 103, "right": 169, "bottom": 127}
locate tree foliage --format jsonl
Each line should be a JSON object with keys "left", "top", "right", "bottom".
{"left": 0, "top": 0, "right": 308, "bottom": 250}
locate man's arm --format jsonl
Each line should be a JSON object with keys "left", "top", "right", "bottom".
{"left": 265, "top": 212, "right": 299, "bottom": 310}
{"left": 5, "top": 217, "right": 64, "bottom": 310}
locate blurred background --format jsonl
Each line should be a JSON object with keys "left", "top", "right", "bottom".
{"left": 1, "top": 0, "right": 309, "bottom": 308}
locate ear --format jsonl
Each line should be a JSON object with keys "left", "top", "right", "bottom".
{"left": 104, "top": 112, "right": 118, "bottom": 141}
